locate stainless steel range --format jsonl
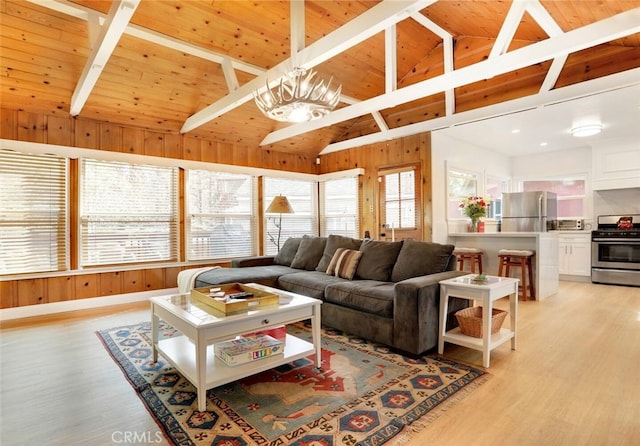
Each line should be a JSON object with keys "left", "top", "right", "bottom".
{"left": 591, "top": 214, "right": 640, "bottom": 287}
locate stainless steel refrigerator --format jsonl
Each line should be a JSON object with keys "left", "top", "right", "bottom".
{"left": 501, "top": 191, "right": 557, "bottom": 232}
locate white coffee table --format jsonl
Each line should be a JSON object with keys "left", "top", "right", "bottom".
{"left": 150, "top": 283, "right": 322, "bottom": 412}
{"left": 438, "top": 274, "right": 518, "bottom": 368}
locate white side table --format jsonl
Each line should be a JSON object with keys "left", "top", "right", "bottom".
{"left": 438, "top": 274, "right": 519, "bottom": 368}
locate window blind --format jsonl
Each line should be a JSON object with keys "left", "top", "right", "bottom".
{"left": 0, "top": 149, "right": 68, "bottom": 275}
{"left": 264, "top": 177, "right": 318, "bottom": 255}
{"left": 186, "top": 170, "right": 257, "bottom": 260}
{"left": 80, "top": 159, "right": 178, "bottom": 266}
{"left": 319, "top": 176, "right": 360, "bottom": 238}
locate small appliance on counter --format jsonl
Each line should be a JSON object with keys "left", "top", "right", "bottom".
{"left": 501, "top": 191, "right": 557, "bottom": 232}
{"left": 556, "top": 219, "right": 585, "bottom": 231}
{"left": 591, "top": 214, "right": 640, "bottom": 287}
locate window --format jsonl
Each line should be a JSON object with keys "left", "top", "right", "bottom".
{"left": 522, "top": 178, "right": 586, "bottom": 218}
{"left": 186, "top": 170, "right": 256, "bottom": 260}
{"left": 447, "top": 168, "right": 479, "bottom": 219}
{"left": 264, "top": 177, "right": 317, "bottom": 255}
{"left": 0, "top": 149, "right": 68, "bottom": 275}
{"left": 380, "top": 168, "right": 416, "bottom": 229}
{"left": 80, "top": 159, "right": 178, "bottom": 266}
{"left": 319, "top": 176, "right": 360, "bottom": 238}
{"left": 486, "top": 175, "right": 507, "bottom": 219}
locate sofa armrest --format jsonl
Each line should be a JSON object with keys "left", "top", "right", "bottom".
{"left": 231, "top": 256, "right": 276, "bottom": 268}
{"left": 392, "top": 270, "right": 469, "bottom": 354}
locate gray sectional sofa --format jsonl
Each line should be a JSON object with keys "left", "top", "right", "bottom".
{"left": 194, "top": 235, "right": 470, "bottom": 355}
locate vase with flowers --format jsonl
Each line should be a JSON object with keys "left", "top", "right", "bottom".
{"left": 459, "top": 196, "right": 489, "bottom": 232}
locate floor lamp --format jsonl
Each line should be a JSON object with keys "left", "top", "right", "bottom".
{"left": 265, "top": 195, "right": 294, "bottom": 251}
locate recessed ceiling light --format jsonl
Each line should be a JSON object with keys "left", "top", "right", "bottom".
{"left": 571, "top": 124, "right": 602, "bottom": 137}
{"left": 512, "top": 129, "right": 520, "bottom": 134}
{"left": 540, "top": 142, "right": 548, "bottom": 147}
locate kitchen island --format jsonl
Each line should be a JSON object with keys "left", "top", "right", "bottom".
{"left": 447, "top": 232, "right": 559, "bottom": 300}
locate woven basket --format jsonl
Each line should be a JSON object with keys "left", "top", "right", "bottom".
{"left": 455, "top": 307, "right": 507, "bottom": 338}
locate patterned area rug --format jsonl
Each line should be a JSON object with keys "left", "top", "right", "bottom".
{"left": 97, "top": 321, "right": 488, "bottom": 446}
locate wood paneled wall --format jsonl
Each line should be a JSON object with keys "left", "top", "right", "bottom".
{"left": 0, "top": 108, "right": 432, "bottom": 309}
{"left": 319, "top": 133, "right": 433, "bottom": 241}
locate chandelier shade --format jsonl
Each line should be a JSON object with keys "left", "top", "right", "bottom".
{"left": 254, "top": 68, "right": 341, "bottom": 123}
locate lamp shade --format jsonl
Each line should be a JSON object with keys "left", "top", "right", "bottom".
{"left": 266, "top": 195, "right": 294, "bottom": 214}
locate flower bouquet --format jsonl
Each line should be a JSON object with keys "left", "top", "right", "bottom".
{"left": 459, "top": 196, "right": 489, "bottom": 232}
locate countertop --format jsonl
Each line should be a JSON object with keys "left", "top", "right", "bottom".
{"left": 448, "top": 232, "right": 557, "bottom": 237}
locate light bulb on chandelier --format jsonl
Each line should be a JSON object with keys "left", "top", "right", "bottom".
{"left": 254, "top": 68, "right": 341, "bottom": 123}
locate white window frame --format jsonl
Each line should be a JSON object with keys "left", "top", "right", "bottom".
{"left": 185, "top": 169, "right": 257, "bottom": 261}
{"left": 0, "top": 149, "right": 69, "bottom": 275}
{"left": 79, "top": 158, "right": 179, "bottom": 267}
{"left": 319, "top": 171, "right": 361, "bottom": 238}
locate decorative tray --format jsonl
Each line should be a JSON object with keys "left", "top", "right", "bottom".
{"left": 190, "top": 283, "right": 279, "bottom": 315}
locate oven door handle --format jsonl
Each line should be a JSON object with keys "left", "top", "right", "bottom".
{"left": 592, "top": 238, "right": 640, "bottom": 243}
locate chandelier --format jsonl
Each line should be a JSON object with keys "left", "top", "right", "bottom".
{"left": 254, "top": 68, "right": 341, "bottom": 123}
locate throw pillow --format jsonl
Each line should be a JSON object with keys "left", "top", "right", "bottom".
{"left": 326, "top": 248, "right": 362, "bottom": 280}
{"left": 273, "top": 237, "right": 302, "bottom": 266}
{"left": 290, "top": 235, "right": 328, "bottom": 271}
{"left": 391, "top": 239, "right": 455, "bottom": 282}
{"left": 315, "top": 234, "right": 362, "bottom": 272}
{"left": 355, "top": 239, "right": 403, "bottom": 282}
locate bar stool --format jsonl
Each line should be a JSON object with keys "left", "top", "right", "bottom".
{"left": 453, "top": 247, "right": 484, "bottom": 274}
{"left": 497, "top": 249, "right": 535, "bottom": 301}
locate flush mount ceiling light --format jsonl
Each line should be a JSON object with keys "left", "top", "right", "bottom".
{"left": 254, "top": 68, "right": 341, "bottom": 123}
{"left": 571, "top": 123, "right": 602, "bottom": 137}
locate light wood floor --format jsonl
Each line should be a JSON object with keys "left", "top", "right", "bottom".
{"left": 1, "top": 281, "right": 639, "bottom": 445}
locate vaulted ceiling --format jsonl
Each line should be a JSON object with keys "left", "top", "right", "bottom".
{"left": 2, "top": 0, "right": 639, "bottom": 157}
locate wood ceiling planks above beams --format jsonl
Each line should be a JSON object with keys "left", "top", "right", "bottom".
{"left": 179, "top": 0, "right": 436, "bottom": 133}
{"left": 261, "top": 7, "right": 640, "bottom": 149}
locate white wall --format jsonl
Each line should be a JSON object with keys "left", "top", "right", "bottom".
{"left": 431, "top": 132, "right": 510, "bottom": 243}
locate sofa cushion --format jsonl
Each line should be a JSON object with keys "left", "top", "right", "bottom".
{"left": 315, "top": 234, "right": 362, "bottom": 272}
{"left": 324, "top": 281, "right": 395, "bottom": 318}
{"left": 290, "top": 235, "right": 327, "bottom": 270}
{"left": 277, "top": 270, "right": 346, "bottom": 299}
{"left": 194, "top": 265, "right": 297, "bottom": 288}
{"left": 355, "top": 239, "right": 403, "bottom": 282}
{"left": 326, "top": 248, "right": 362, "bottom": 280}
{"left": 273, "top": 237, "right": 302, "bottom": 266}
{"left": 391, "top": 240, "right": 455, "bottom": 282}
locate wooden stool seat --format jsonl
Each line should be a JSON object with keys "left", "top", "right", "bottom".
{"left": 497, "top": 249, "right": 535, "bottom": 301}
{"left": 454, "top": 247, "right": 484, "bottom": 274}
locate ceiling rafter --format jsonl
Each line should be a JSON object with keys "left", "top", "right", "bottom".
{"left": 320, "top": 67, "right": 640, "bottom": 154}
{"left": 260, "top": 7, "right": 640, "bottom": 148}
{"left": 70, "top": 0, "right": 140, "bottom": 116}
{"left": 179, "top": 0, "right": 437, "bottom": 133}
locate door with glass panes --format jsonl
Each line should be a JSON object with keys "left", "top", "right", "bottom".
{"left": 377, "top": 164, "right": 421, "bottom": 241}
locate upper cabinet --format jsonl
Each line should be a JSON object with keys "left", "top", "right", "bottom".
{"left": 592, "top": 142, "right": 640, "bottom": 190}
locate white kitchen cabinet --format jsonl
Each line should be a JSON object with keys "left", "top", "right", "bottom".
{"left": 558, "top": 233, "right": 591, "bottom": 278}
{"left": 592, "top": 143, "right": 640, "bottom": 190}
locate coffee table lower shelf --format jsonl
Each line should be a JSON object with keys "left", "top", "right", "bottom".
{"left": 156, "top": 333, "right": 315, "bottom": 390}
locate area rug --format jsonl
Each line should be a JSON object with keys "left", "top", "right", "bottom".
{"left": 97, "top": 321, "right": 488, "bottom": 446}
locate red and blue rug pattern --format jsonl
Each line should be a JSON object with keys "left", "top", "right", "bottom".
{"left": 97, "top": 321, "right": 488, "bottom": 446}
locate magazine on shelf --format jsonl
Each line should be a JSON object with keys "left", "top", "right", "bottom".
{"left": 215, "top": 334, "right": 284, "bottom": 366}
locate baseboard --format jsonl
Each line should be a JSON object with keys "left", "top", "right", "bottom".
{"left": 559, "top": 275, "right": 591, "bottom": 283}
{"left": 0, "top": 288, "right": 179, "bottom": 322}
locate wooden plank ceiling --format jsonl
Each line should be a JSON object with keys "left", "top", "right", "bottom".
{"left": 1, "top": 0, "right": 639, "bottom": 157}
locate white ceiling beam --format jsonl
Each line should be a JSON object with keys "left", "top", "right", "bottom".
{"left": 25, "top": 0, "right": 265, "bottom": 76}
{"left": 372, "top": 112, "right": 390, "bottom": 132}
{"left": 525, "top": 0, "right": 566, "bottom": 92}
{"left": 70, "top": 0, "right": 140, "bottom": 116}
{"left": 320, "top": 67, "right": 640, "bottom": 154}
{"left": 290, "top": 0, "right": 305, "bottom": 64}
{"left": 221, "top": 58, "right": 239, "bottom": 92}
{"left": 385, "top": 25, "right": 397, "bottom": 94}
{"left": 181, "top": 0, "right": 436, "bottom": 133}
{"left": 489, "top": 0, "right": 527, "bottom": 59}
{"left": 410, "top": 12, "right": 455, "bottom": 115}
{"left": 261, "top": 8, "right": 640, "bottom": 145}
